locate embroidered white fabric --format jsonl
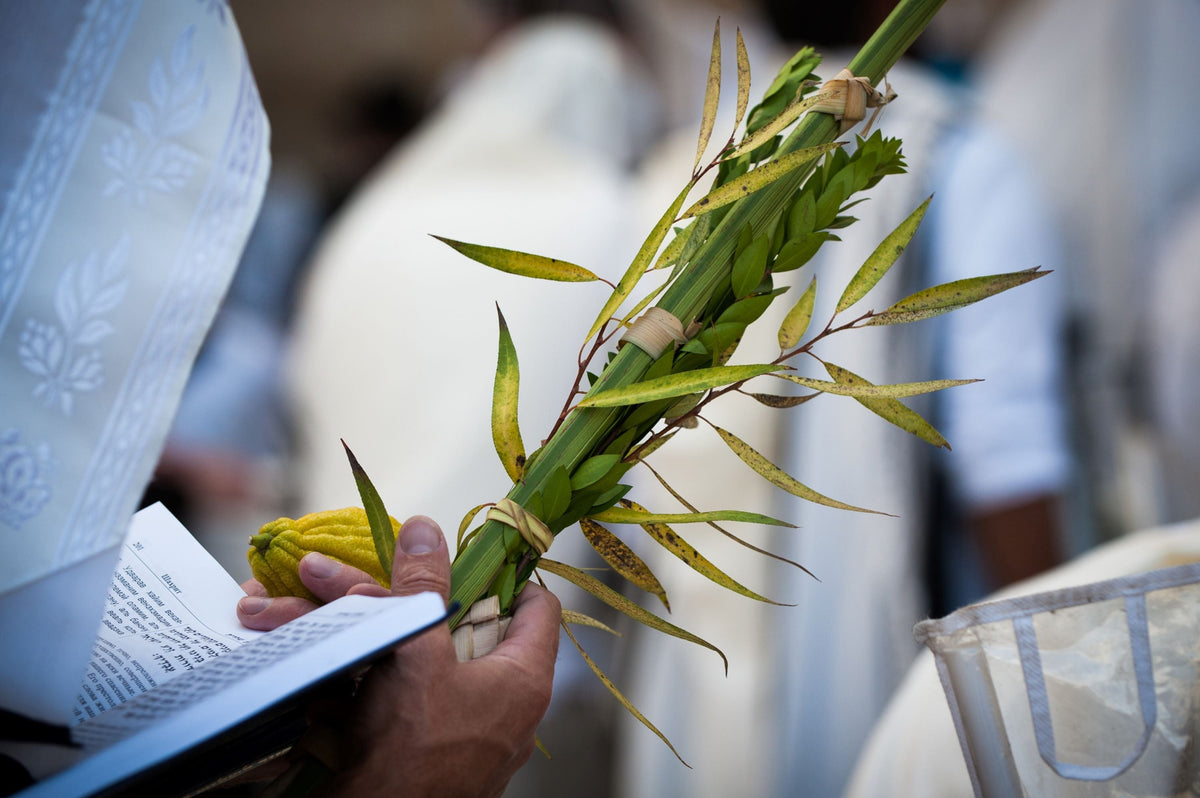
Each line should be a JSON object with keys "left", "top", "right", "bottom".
{"left": 0, "top": 0, "right": 268, "bottom": 722}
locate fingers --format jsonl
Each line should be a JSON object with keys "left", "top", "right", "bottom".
{"left": 389, "top": 515, "right": 451, "bottom": 605}
{"left": 298, "top": 552, "right": 380, "bottom": 603}
{"left": 237, "top": 594, "right": 319, "bottom": 631}
{"left": 241, "top": 579, "right": 268, "bottom": 597}
{"left": 498, "top": 582, "right": 562, "bottom": 671}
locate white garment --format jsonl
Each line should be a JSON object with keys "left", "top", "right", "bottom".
{"left": 0, "top": 0, "right": 269, "bottom": 724}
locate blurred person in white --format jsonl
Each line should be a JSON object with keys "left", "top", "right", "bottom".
{"left": 0, "top": 0, "right": 270, "bottom": 735}
{"left": 282, "top": 1, "right": 658, "bottom": 794}
{"left": 614, "top": 1, "right": 1070, "bottom": 796}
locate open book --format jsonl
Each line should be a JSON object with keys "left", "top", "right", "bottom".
{"left": 14, "top": 504, "right": 446, "bottom": 797}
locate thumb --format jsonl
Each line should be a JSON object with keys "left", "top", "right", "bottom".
{"left": 388, "top": 515, "right": 451, "bottom": 606}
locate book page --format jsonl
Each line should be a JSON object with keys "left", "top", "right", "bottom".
{"left": 73, "top": 504, "right": 264, "bottom": 722}
{"left": 25, "top": 592, "right": 446, "bottom": 798}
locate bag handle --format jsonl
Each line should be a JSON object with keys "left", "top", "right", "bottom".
{"left": 1013, "top": 594, "right": 1157, "bottom": 781}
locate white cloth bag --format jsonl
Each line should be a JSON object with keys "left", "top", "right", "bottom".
{"left": 915, "top": 563, "right": 1200, "bottom": 796}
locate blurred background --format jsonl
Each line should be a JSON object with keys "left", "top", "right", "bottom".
{"left": 152, "top": 0, "right": 1200, "bottom": 795}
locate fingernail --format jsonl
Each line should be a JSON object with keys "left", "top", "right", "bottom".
{"left": 304, "top": 552, "right": 341, "bottom": 579}
{"left": 240, "top": 596, "right": 271, "bottom": 615}
{"left": 399, "top": 516, "right": 441, "bottom": 555}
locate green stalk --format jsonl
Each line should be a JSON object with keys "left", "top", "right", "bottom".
{"left": 447, "top": 0, "right": 947, "bottom": 626}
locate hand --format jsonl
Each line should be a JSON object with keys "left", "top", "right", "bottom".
{"left": 246, "top": 516, "right": 561, "bottom": 797}
{"left": 238, "top": 548, "right": 385, "bottom": 630}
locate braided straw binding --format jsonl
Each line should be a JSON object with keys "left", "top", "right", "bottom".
{"left": 620, "top": 307, "right": 688, "bottom": 359}
{"left": 811, "top": 68, "right": 895, "bottom": 133}
{"left": 452, "top": 595, "right": 513, "bottom": 661}
{"left": 486, "top": 498, "right": 554, "bottom": 555}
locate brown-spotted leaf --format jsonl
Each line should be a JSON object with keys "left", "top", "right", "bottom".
{"left": 866, "top": 268, "right": 1049, "bottom": 325}
{"left": 577, "top": 363, "right": 785, "bottom": 408}
{"left": 711, "top": 425, "right": 887, "bottom": 514}
{"left": 728, "top": 89, "right": 835, "bottom": 159}
{"left": 622, "top": 500, "right": 785, "bottom": 605}
{"left": 694, "top": 18, "right": 721, "bottom": 172}
{"left": 559, "top": 620, "right": 688, "bottom": 766}
{"left": 778, "top": 275, "right": 817, "bottom": 349}
{"left": 734, "top": 27, "right": 750, "bottom": 130}
{"left": 836, "top": 196, "right": 931, "bottom": 313}
{"left": 824, "top": 362, "right": 950, "bottom": 449}
{"left": 580, "top": 518, "right": 670, "bottom": 610}
{"left": 492, "top": 306, "right": 524, "bottom": 482}
{"left": 432, "top": 235, "right": 599, "bottom": 282}
{"left": 776, "top": 373, "right": 980, "bottom": 398}
{"left": 590, "top": 505, "right": 795, "bottom": 528}
{"left": 539, "top": 558, "right": 728, "bottom": 673}
{"left": 561, "top": 608, "right": 622, "bottom": 636}
{"left": 682, "top": 142, "right": 841, "bottom": 219}
{"left": 747, "top": 391, "right": 818, "bottom": 409}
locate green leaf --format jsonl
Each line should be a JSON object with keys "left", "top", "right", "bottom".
{"left": 729, "top": 89, "right": 837, "bottom": 159}
{"left": 342, "top": 440, "right": 395, "bottom": 579}
{"left": 653, "top": 224, "right": 694, "bottom": 271}
{"left": 622, "top": 500, "right": 784, "bottom": 605}
{"left": 778, "top": 276, "right": 817, "bottom": 349}
{"left": 823, "top": 362, "right": 950, "bottom": 448}
{"left": 711, "top": 425, "right": 886, "bottom": 514}
{"left": 558, "top": 621, "right": 688, "bottom": 766}
{"left": 590, "top": 505, "right": 796, "bottom": 528}
{"left": 694, "top": 18, "right": 721, "bottom": 172}
{"left": 540, "top": 558, "right": 728, "bottom": 673}
{"left": 628, "top": 430, "right": 676, "bottom": 462}
{"left": 716, "top": 289, "right": 783, "bottom": 326}
{"left": 787, "top": 190, "right": 817, "bottom": 238}
{"left": 580, "top": 518, "right": 670, "bottom": 610}
{"left": 681, "top": 143, "right": 842, "bottom": 219}
{"left": 773, "top": 232, "right": 833, "bottom": 273}
{"left": 577, "top": 364, "right": 786, "bottom": 408}
{"left": 836, "top": 196, "right": 931, "bottom": 313}
{"left": 492, "top": 306, "right": 525, "bottom": 483}
{"left": 586, "top": 180, "right": 695, "bottom": 341}
{"left": 571, "top": 454, "right": 622, "bottom": 490}
{"left": 542, "top": 465, "right": 573, "bottom": 522}
{"left": 776, "top": 373, "right": 979, "bottom": 398}
{"left": 432, "top": 235, "right": 598, "bottom": 282}
{"left": 734, "top": 27, "right": 750, "bottom": 130}
{"left": 866, "top": 268, "right": 1050, "bottom": 325}
{"left": 561, "top": 608, "right": 622, "bottom": 636}
{"left": 731, "top": 234, "right": 771, "bottom": 298}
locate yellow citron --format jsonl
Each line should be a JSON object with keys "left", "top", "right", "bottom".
{"left": 247, "top": 507, "right": 398, "bottom": 602}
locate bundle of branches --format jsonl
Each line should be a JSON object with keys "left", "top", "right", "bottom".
{"left": 323, "top": 0, "right": 1044, "bottom": 758}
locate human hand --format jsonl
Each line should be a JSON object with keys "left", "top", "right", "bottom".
{"left": 237, "top": 547, "right": 384, "bottom": 630}
{"left": 327, "top": 515, "right": 560, "bottom": 797}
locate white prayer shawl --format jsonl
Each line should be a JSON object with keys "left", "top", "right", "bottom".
{"left": 0, "top": 1, "right": 269, "bottom": 724}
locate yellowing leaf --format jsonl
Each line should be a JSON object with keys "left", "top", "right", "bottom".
{"left": 586, "top": 180, "right": 695, "bottom": 342}
{"left": 577, "top": 364, "right": 786, "bottom": 408}
{"left": 866, "top": 268, "right": 1049, "bottom": 325}
{"left": 776, "top": 373, "right": 980, "bottom": 398}
{"left": 711, "top": 425, "right": 886, "bottom": 514}
{"left": 836, "top": 196, "right": 931, "bottom": 313}
{"left": 622, "top": 500, "right": 784, "bottom": 605}
{"left": 561, "top": 608, "right": 621, "bottom": 636}
{"left": 734, "top": 28, "right": 750, "bottom": 130}
{"left": 693, "top": 18, "right": 721, "bottom": 172}
{"left": 747, "top": 392, "right": 818, "bottom": 409}
{"left": 432, "top": 235, "right": 598, "bottom": 282}
{"left": 559, "top": 621, "right": 687, "bottom": 766}
{"left": 778, "top": 276, "right": 817, "bottom": 349}
{"left": 590, "top": 505, "right": 795, "bottom": 528}
{"left": 681, "top": 143, "right": 841, "bottom": 219}
{"left": 492, "top": 306, "right": 524, "bottom": 482}
{"left": 455, "top": 503, "right": 488, "bottom": 553}
{"left": 580, "top": 518, "right": 670, "bottom": 610}
{"left": 539, "top": 558, "right": 728, "bottom": 673}
{"left": 728, "top": 89, "right": 835, "bottom": 159}
{"left": 823, "top": 362, "right": 950, "bottom": 448}
{"left": 653, "top": 224, "right": 694, "bottom": 271}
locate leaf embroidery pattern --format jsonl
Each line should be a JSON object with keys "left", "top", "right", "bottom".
{"left": 18, "top": 237, "right": 130, "bottom": 415}
{"left": 102, "top": 26, "right": 209, "bottom": 206}
{"left": 0, "top": 429, "right": 54, "bottom": 529}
